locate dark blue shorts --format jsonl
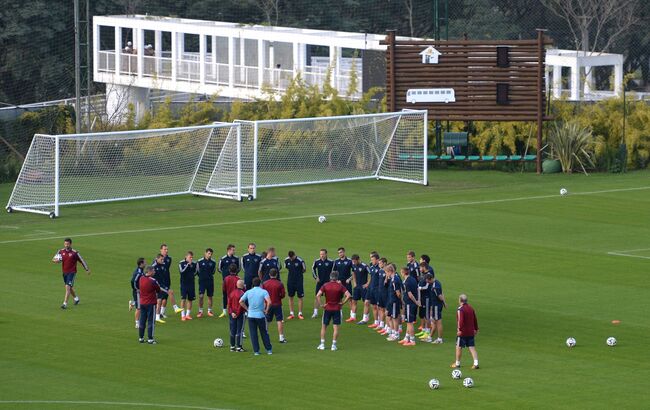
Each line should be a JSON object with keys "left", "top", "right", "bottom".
{"left": 343, "top": 282, "right": 352, "bottom": 294}
{"left": 132, "top": 290, "right": 140, "bottom": 309}
{"left": 180, "top": 284, "right": 195, "bottom": 301}
{"left": 419, "top": 299, "right": 431, "bottom": 319}
{"left": 266, "top": 305, "right": 284, "bottom": 322}
{"left": 62, "top": 273, "right": 76, "bottom": 287}
{"left": 198, "top": 279, "right": 214, "bottom": 297}
{"left": 287, "top": 281, "right": 304, "bottom": 298}
{"left": 322, "top": 309, "right": 341, "bottom": 326}
{"left": 352, "top": 286, "right": 367, "bottom": 301}
{"left": 405, "top": 304, "right": 417, "bottom": 323}
{"left": 377, "top": 291, "right": 387, "bottom": 308}
{"left": 386, "top": 301, "right": 401, "bottom": 318}
{"left": 157, "top": 284, "right": 170, "bottom": 300}
{"left": 457, "top": 336, "right": 475, "bottom": 348}
{"left": 315, "top": 281, "right": 325, "bottom": 295}
{"left": 432, "top": 304, "right": 443, "bottom": 321}
{"left": 365, "top": 287, "right": 377, "bottom": 304}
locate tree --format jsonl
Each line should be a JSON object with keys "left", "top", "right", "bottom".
{"left": 541, "top": 0, "right": 639, "bottom": 53}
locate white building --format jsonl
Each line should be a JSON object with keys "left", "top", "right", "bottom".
{"left": 93, "top": 15, "right": 415, "bottom": 122}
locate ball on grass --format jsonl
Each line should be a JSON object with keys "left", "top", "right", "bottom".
{"left": 213, "top": 338, "right": 224, "bottom": 348}
{"left": 318, "top": 215, "right": 326, "bottom": 223}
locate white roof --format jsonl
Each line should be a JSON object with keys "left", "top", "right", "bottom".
{"left": 94, "top": 15, "right": 422, "bottom": 50}
{"left": 419, "top": 46, "right": 441, "bottom": 55}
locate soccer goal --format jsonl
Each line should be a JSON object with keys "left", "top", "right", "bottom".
{"left": 6, "top": 111, "right": 427, "bottom": 217}
{"left": 206, "top": 110, "right": 428, "bottom": 198}
{"left": 6, "top": 123, "right": 242, "bottom": 218}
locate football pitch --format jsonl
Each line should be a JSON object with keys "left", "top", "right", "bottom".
{"left": 1, "top": 170, "right": 649, "bottom": 409}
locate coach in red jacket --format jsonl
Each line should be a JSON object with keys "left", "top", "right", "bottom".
{"left": 262, "top": 269, "right": 287, "bottom": 343}
{"left": 451, "top": 294, "right": 479, "bottom": 369}
{"left": 138, "top": 266, "right": 167, "bottom": 344}
{"left": 228, "top": 279, "right": 246, "bottom": 352}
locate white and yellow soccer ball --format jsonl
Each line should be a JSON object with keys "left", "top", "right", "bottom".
{"left": 53, "top": 253, "right": 62, "bottom": 262}
{"left": 606, "top": 337, "right": 617, "bottom": 347}
{"left": 428, "top": 378, "right": 440, "bottom": 390}
{"left": 462, "top": 377, "right": 474, "bottom": 388}
{"left": 560, "top": 188, "right": 568, "bottom": 196}
{"left": 566, "top": 337, "right": 576, "bottom": 348}
{"left": 213, "top": 338, "right": 224, "bottom": 348}
{"left": 451, "top": 369, "right": 462, "bottom": 379}
{"left": 318, "top": 215, "right": 327, "bottom": 223}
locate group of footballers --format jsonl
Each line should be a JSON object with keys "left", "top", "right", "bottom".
{"left": 53, "top": 238, "right": 479, "bottom": 367}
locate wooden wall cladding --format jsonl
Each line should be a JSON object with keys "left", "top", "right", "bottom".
{"left": 382, "top": 32, "right": 553, "bottom": 122}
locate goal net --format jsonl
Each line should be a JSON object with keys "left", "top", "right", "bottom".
{"left": 6, "top": 123, "right": 240, "bottom": 217}
{"left": 7, "top": 111, "right": 426, "bottom": 217}
{"left": 206, "top": 110, "right": 427, "bottom": 197}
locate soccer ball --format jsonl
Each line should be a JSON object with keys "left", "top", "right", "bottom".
{"left": 318, "top": 215, "right": 327, "bottom": 223}
{"left": 606, "top": 337, "right": 617, "bottom": 347}
{"left": 451, "top": 369, "right": 462, "bottom": 379}
{"left": 213, "top": 338, "right": 224, "bottom": 348}
{"left": 428, "top": 378, "right": 440, "bottom": 390}
{"left": 462, "top": 377, "right": 474, "bottom": 388}
{"left": 53, "top": 253, "right": 62, "bottom": 262}
{"left": 566, "top": 337, "right": 576, "bottom": 348}
{"left": 560, "top": 188, "right": 568, "bottom": 196}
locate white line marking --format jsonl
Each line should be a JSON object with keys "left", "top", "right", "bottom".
{"left": 607, "top": 252, "right": 650, "bottom": 260}
{"left": 608, "top": 247, "right": 650, "bottom": 253}
{"left": 0, "top": 185, "right": 648, "bottom": 245}
{"left": 0, "top": 401, "right": 229, "bottom": 410}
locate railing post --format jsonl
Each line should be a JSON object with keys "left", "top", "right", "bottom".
{"left": 199, "top": 34, "right": 206, "bottom": 85}
{"left": 258, "top": 39, "right": 265, "bottom": 89}
{"left": 228, "top": 36, "right": 235, "bottom": 89}
{"left": 171, "top": 31, "right": 178, "bottom": 82}
{"left": 114, "top": 26, "right": 121, "bottom": 75}
{"left": 54, "top": 136, "right": 60, "bottom": 217}
{"left": 136, "top": 28, "right": 144, "bottom": 79}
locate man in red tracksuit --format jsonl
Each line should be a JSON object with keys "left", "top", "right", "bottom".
{"left": 262, "top": 269, "right": 287, "bottom": 343}
{"left": 451, "top": 293, "right": 479, "bottom": 369}
{"left": 223, "top": 263, "right": 240, "bottom": 307}
{"left": 52, "top": 237, "right": 90, "bottom": 309}
{"left": 228, "top": 279, "right": 246, "bottom": 352}
{"left": 138, "top": 266, "right": 167, "bottom": 344}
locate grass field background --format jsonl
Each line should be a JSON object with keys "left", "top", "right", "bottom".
{"left": 1, "top": 170, "right": 649, "bottom": 409}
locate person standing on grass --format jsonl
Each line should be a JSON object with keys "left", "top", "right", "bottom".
{"left": 400, "top": 266, "right": 420, "bottom": 346}
{"left": 228, "top": 279, "right": 246, "bottom": 352}
{"left": 430, "top": 273, "right": 446, "bottom": 344}
{"left": 223, "top": 263, "right": 240, "bottom": 313}
{"left": 219, "top": 244, "right": 240, "bottom": 318}
{"left": 263, "top": 269, "right": 287, "bottom": 343}
{"left": 285, "top": 250, "right": 306, "bottom": 320}
{"left": 259, "top": 247, "right": 281, "bottom": 282}
{"left": 239, "top": 277, "right": 273, "bottom": 356}
{"left": 53, "top": 238, "right": 90, "bottom": 309}
{"left": 242, "top": 243, "right": 261, "bottom": 291}
{"left": 334, "top": 247, "right": 354, "bottom": 322}
{"left": 316, "top": 271, "right": 351, "bottom": 351}
{"left": 311, "top": 249, "right": 334, "bottom": 319}
{"left": 197, "top": 248, "right": 217, "bottom": 318}
{"left": 179, "top": 251, "right": 198, "bottom": 321}
{"left": 350, "top": 254, "right": 370, "bottom": 324}
{"left": 375, "top": 258, "right": 389, "bottom": 335}
{"left": 406, "top": 250, "right": 419, "bottom": 280}
{"left": 153, "top": 244, "right": 182, "bottom": 323}
{"left": 384, "top": 264, "right": 402, "bottom": 342}
{"left": 364, "top": 252, "right": 380, "bottom": 328}
{"left": 138, "top": 266, "right": 166, "bottom": 344}
{"left": 451, "top": 294, "right": 479, "bottom": 369}
{"left": 130, "top": 258, "right": 146, "bottom": 328}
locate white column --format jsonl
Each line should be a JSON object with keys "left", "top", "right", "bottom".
{"left": 614, "top": 56, "right": 624, "bottom": 96}
{"left": 136, "top": 28, "right": 144, "bottom": 79}
{"left": 155, "top": 30, "right": 162, "bottom": 74}
{"left": 115, "top": 26, "right": 122, "bottom": 75}
{"left": 228, "top": 36, "right": 235, "bottom": 89}
{"left": 292, "top": 42, "right": 299, "bottom": 78}
{"left": 552, "top": 65, "right": 562, "bottom": 98}
{"left": 258, "top": 39, "right": 265, "bottom": 89}
{"left": 240, "top": 36, "right": 246, "bottom": 86}
{"left": 299, "top": 44, "right": 306, "bottom": 72}
{"left": 211, "top": 35, "right": 217, "bottom": 82}
{"left": 335, "top": 46, "right": 342, "bottom": 91}
{"left": 199, "top": 34, "right": 206, "bottom": 85}
{"left": 584, "top": 66, "right": 594, "bottom": 95}
{"left": 171, "top": 31, "right": 178, "bottom": 82}
{"left": 570, "top": 62, "right": 580, "bottom": 101}
{"left": 329, "top": 45, "right": 336, "bottom": 88}
{"left": 269, "top": 44, "right": 275, "bottom": 87}
{"left": 92, "top": 23, "right": 99, "bottom": 79}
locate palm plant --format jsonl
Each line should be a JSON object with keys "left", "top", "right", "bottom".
{"left": 547, "top": 121, "right": 597, "bottom": 174}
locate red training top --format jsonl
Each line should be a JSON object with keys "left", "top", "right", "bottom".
{"left": 139, "top": 276, "right": 161, "bottom": 305}
{"left": 457, "top": 303, "right": 479, "bottom": 337}
{"left": 223, "top": 274, "right": 240, "bottom": 303}
{"left": 262, "top": 278, "right": 285, "bottom": 306}
{"left": 58, "top": 248, "right": 88, "bottom": 274}
{"left": 320, "top": 281, "right": 347, "bottom": 311}
{"left": 228, "top": 288, "right": 245, "bottom": 317}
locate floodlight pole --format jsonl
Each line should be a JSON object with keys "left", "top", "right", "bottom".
{"left": 74, "top": 0, "right": 81, "bottom": 133}
{"left": 536, "top": 29, "right": 546, "bottom": 175}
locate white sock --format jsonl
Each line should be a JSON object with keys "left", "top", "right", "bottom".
{"left": 332, "top": 340, "right": 337, "bottom": 345}
{"left": 208, "top": 308, "right": 213, "bottom": 312}
{"left": 374, "top": 320, "right": 379, "bottom": 325}
{"left": 379, "top": 321, "right": 384, "bottom": 328}
{"left": 185, "top": 309, "right": 191, "bottom": 316}
{"left": 156, "top": 314, "right": 160, "bottom": 320}
{"left": 320, "top": 339, "right": 325, "bottom": 344}
{"left": 223, "top": 308, "right": 227, "bottom": 314}
{"left": 456, "top": 360, "right": 461, "bottom": 366}
{"left": 350, "top": 312, "right": 356, "bottom": 319}
{"left": 280, "top": 334, "right": 285, "bottom": 341}
{"left": 474, "top": 360, "right": 479, "bottom": 366}
{"left": 363, "top": 314, "right": 369, "bottom": 321}
{"left": 181, "top": 311, "right": 185, "bottom": 318}
{"left": 199, "top": 308, "right": 203, "bottom": 313}
{"left": 74, "top": 296, "right": 79, "bottom": 301}
{"left": 290, "top": 311, "right": 294, "bottom": 316}
{"left": 313, "top": 308, "right": 318, "bottom": 315}
{"left": 161, "top": 307, "right": 166, "bottom": 315}
{"left": 298, "top": 311, "right": 302, "bottom": 315}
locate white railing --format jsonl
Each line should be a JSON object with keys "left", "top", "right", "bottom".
{"left": 177, "top": 59, "right": 200, "bottom": 82}
{"left": 263, "top": 68, "right": 294, "bottom": 90}
{"left": 233, "top": 65, "right": 259, "bottom": 89}
{"left": 98, "top": 51, "right": 116, "bottom": 72}
{"left": 205, "top": 62, "right": 230, "bottom": 86}
{"left": 143, "top": 55, "right": 172, "bottom": 79}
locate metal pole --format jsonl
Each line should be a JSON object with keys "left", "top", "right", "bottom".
{"left": 252, "top": 122, "right": 258, "bottom": 199}
{"left": 74, "top": 0, "right": 81, "bottom": 134}
{"left": 85, "top": 0, "right": 91, "bottom": 131}
{"left": 536, "top": 29, "right": 546, "bottom": 175}
{"left": 54, "top": 136, "right": 60, "bottom": 217}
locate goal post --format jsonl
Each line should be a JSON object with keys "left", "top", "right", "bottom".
{"left": 6, "top": 123, "right": 241, "bottom": 217}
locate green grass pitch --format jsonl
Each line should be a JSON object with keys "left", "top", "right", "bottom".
{"left": 1, "top": 170, "right": 649, "bottom": 409}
